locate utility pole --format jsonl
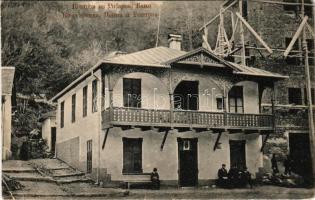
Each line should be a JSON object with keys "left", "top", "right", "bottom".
{"left": 301, "top": 0, "right": 315, "bottom": 184}
{"left": 239, "top": 0, "right": 246, "bottom": 65}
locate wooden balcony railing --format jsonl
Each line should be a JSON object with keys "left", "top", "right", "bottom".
{"left": 102, "top": 107, "right": 273, "bottom": 129}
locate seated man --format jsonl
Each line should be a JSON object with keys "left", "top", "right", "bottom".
{"left": 151, "top": 168, "right": 160, "bottom": 190}
{"left": 216, "top": 164, "right": 229, "bottom": 188}
{"left": 228, "top": 165, "right": 240, "bottom": 188}
{"left": 239, "top": 167, "right": 253, "bottom": 188}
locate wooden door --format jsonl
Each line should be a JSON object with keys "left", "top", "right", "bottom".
{"left": 229, "top": 140, "right": 246, "bottom": 169}
{"left": 178, "top": 138, "right": 198, "bottom": 187}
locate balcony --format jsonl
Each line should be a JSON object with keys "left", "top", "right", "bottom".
{"left": 102, "top": 107, "right": 274, "bottom": 130}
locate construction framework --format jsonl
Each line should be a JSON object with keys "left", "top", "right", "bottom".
{"left": 200, "top": 0, "right": 315, "bottom": 181}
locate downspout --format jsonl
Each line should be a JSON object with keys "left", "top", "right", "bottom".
{"left": 92, "top": 71, "right": 102, "bottom": 185}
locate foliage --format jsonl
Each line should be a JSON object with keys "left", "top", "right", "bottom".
{"left": 1, "top": 1, "right": 225, "bottom": 143}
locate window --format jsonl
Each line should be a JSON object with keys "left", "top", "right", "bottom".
{"left": 228, "top": 86, "right": 244, "bottom": 113}
{"left": 92, "top": 80, "right": 98, "bottom": 113}
{"left": 306, "top": 39, "right": 314, "bottom": 65}
{"left": 71, "top": 94, "right": 76, "bottom": 123}
{"left": 83, "top": 86, "right": 88, "bottom": 117}
{"left": 87, "top": 140, "right": 92, "bottom": 173}
{"left": 60, "top": 101, "right": 64, "bottom": 128}
{"left": 122, "top": 138, "right": 142, "bottom": 173}
{"left": 304, "top": 88, "right": 315, "bottom": 105}
{"left": 283, "top": 0, "right": 313, "bottom": 18}
{"left": 216, "top": 97, "right": 224, "bottom": 110}
{"left": 285, "top": 38, "right": 300, "bottom": 65}
{"left": 304, "top": 0, "right": 313, "bottom": 18}
{"left": 242, "top": 0, "right": 248, "bottom": 20}
{"left": 123, "top": 78, "right": 141, "bottom": 108}
{"left": 283, "top": 0, "right": 298, "bottom": 13}
{"left": 288, "top": 88, "right": 302, "bottom": 105}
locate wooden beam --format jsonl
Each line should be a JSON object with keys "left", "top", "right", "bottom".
{"left": 213, "top": 132, "right": 223, "bottom": 151}
{"left": 284, "top": 16, "right": 308, "bottom": 57}
{"left": 199, "top": 0, "right": 237, "bottom": 31}
{"left": 102, "top": 128, "right": 110, "bottom": 150}
{"left": 260, "top": 132, "right": 270, "bottom": 152}
{"left": 238, "top": 1, "right": 246, "bottom": 65}
{"left": 160, "top": 130, "right": 169, "bottom": 151}
{"left": 251, "top": 0, "right": 314, "bottom": 7}
{"left": 235, "top": 12, "right": 273, "bottom": 54}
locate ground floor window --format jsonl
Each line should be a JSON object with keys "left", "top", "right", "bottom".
{"left": 229, "top": 140, "right": 246, "bottom": 170}
{"left": 87, "top": 140, "right": 92, "bottom": 173}
{"left": 122, "top": 138, "right": 143, "bottom": 173}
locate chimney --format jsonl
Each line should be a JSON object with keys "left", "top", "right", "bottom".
{"left": 168, "top": 34, "right": 182, "bottom": 50}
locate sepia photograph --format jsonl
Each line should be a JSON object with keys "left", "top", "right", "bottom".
{"left": 1, "top": 0, "right": 315, "bottom": 199}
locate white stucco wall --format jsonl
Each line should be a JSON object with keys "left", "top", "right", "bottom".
{"left": 234, "top": 81, "right": 260, "bottom": 114}
{"left": 56, "top": 69, "right": 102, "bottom": 171}
{"left": 112, "top": 72, "right": 170, "bottom": 109}
{"left": 111, "top": 72, "right": 226, "bottom": 112}
{"left": 2, "top": 95, "right": 12, "bottom": 160}
{"left": 100, "top": 128, "right": 263, "bottom": 182}
{"left": 54, "top": 67, "right": 262, "bottom": 181}
{"left": 41, "top": 117, "right": 56, "bottom": 151}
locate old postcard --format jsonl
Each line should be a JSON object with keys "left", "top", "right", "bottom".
{"left": 1, "top": 0, "right": 315, "bottom": 199}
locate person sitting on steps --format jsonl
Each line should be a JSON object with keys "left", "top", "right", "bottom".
{"left": 151, "top": 168, "right": 160, "bottom": 190}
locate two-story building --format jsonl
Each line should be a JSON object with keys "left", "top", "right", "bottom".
{"left": 51, "top": 35, "right": 287, "bottom": 187}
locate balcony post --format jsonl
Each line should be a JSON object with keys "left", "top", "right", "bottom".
{"left": 108, "top": 73, "right": 114, "bottom": 123}
{"left": 170, "top": 93, "right": 174, "bottom": 127}
{"left": 223, "top": 85, "right": 228, "bottom": 126}
{"left": 168, "top": 65, "right": 174, "bottom": 128}
{"left": 109, "top": 89, "right": 114, "bottom": 122}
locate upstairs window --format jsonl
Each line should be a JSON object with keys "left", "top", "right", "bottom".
{"left": 283, "top": 0, "right": 298, "bottom": 14}
{"left": 306, "top": 39, "right": 314, "bottom": 65}
{"left": 122, "top": 138, "right": 142, "bottom": 174}
{"left": 288, "top": 88, "right": 302, "bottom": 105}
{"left": 123, "top": 78, "right": 141, "bottom": 108}
{"left": 228, "top": 86, "right": 244, "bottom": 113}
{"left": 216, "top": 97, "right": 224, "bottom": 110}
{"left": 304, "top": 0, "right": 313, "bottom": 18}
{"left": 285, "top": 38, "right": 300, "bottom": 65}
{"left": 60, "top": 101, "right": 64, "bottom": 128}
{"left": 71, "top": 94, "right": 76, "bottom": 123}
{"left": 92, "top": 80, "right": 98, "bottom": 113}
{"left": 242, "top": 0, "right": 248, "bottom": 20}
{"left": 283, "top": 0, "right": 313, "bottom": 18}
{"left": 83, "top": 86, "right": 88, "bottom": 117}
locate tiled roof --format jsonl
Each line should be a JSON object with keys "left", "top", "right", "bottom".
{"left": 105, "top": 46, "right": 186, "bottom": 67}
{"left": 39, "top": 111, "right": 56, "bottom": 122}
{"left": 228, "top": 62, "right": 289, "bottom": 79}
{"left": 1, "top": 67, "right": 15, "bottom": 95}
{"left": 51, "top": 46, "right": 288, "bottom": 102}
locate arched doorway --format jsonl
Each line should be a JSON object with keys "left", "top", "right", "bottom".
{"left": 174, "top": 81, "right": 199, "bottom": 110}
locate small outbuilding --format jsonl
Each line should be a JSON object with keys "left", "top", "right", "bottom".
{"left": 1, "top": 66, "right": 15, "bottom": 160}
{"left": 39, "top": 111, "right": 57, "bottom": 155}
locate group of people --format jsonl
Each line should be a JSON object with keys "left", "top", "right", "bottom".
{"left": 271, "top": 154, "right": 293, "bottom": 175}
{"left": 216, "top": 164, "right": 253, "bottom": 188}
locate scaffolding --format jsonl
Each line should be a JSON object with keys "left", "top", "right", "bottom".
{"left": 200, "top": 0, "right": 315, "bottom": 181}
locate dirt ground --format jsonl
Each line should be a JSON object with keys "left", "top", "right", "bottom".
{"left": 3, "top": 185, "right": 315, "bottom": 199}
{"left": 3, "top": 159, "right": 315, "bottom": 199}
